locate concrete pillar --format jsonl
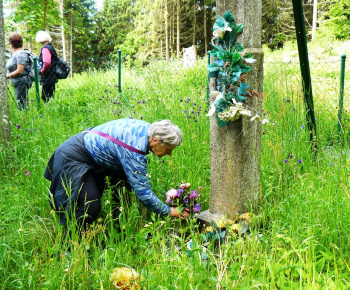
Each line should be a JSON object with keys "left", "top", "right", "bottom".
{"left": 198, "top": 1, "right": 264, "bottom": 224}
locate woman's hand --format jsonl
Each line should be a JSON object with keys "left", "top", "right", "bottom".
{"left": 169, "top": 207, "right": 191, "bottom": 220}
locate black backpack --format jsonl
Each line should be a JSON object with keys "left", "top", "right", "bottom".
{"left": 23, "top": 50, "right": 36, "bottom": 81}
{"left": 55, "top": 57, "right": 70, "bottom": 79}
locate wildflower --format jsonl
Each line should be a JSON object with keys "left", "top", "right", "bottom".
{"left": 289, "top": 154, "right": 293, "bottom": 159}
{"left": 166, "top": 188, "right": 178, "bottom": 199}
{"left": 166, "top": 197, "right": 171, "bottom": 204}
{"left": 194, "top": 203, "right": 201, "bottom": 213}
{"left": 298, "top": 159, "right": 303, "bottom": 163}
{"left": 301, "top": 125, "right": 305, "bottom": 129}
{"left": 16, "top": 125, "right": 20, "bottom": 129}
{"left": 284, "top": 159, "right": 288, "bottom": 164}
{"left": 105, "top": 200, "right": 110, "bottom": 205}
{"left": 40, "top": 114, "right": 43, "bottom": 118}
{"left": 262, "top": 119, "right": 269, "bottom": 124}
{"left": 189, "top": 190, "right": 198, "bottom": 200}
{"left": 25, "top": 170, "right": 31, "bottom": 176}
{"left": 330, "top": 163, "right": 334, "bottom": 167}
{"left": 185, "top": 183, "right": 191, "bottom": 188}
{"left": 180, "top": 99, "right": 183, "bottom": 102}
{"left": 184, "top": 110, "right": 188, "bottom": 113}
{"left": 142, "top": 100, "right": 145, "bottom": 103}
{"left": 180, "top": 183, "right": 186, "bottom": 189}
{"left": 286, "top": 99, "right": 290, "bottom": 103}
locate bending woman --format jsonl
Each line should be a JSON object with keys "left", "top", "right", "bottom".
{"left": 44, "top": 118, "right": 189, "bottom": 232}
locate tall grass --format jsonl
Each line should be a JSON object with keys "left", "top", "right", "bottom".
{"left": 1, "top": 51, "right": 350, "bottom": 288}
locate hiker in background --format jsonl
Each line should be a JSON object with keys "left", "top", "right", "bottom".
{"left": 44, "top": 118, "right": 190, "bottom": 233}
{"left": 36, "top": 31, "right": 58, "bottom": 103}
{"left": 6, "top": 33, "right": 33, "bottom": 110}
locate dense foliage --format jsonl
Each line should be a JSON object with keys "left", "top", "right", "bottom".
{"left": 4, "top": 0, "right": 349, "bottom": 64}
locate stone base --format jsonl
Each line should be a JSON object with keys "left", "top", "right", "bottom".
{"left": 196, "top": 210, "right": 226, "bottom": 231}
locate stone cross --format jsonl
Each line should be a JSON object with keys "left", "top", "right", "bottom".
{"left": 198, "top": 0, "right": 264, "bottom": 225}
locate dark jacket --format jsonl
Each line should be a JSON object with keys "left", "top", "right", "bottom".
{"left": 38, "top": 43, "right": 58, "bottom": 84}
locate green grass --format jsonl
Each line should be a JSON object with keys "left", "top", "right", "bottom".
{"left": 1, "top": 47, "right": 350, "bottom": 289}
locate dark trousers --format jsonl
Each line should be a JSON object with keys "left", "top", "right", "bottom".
{"left": 41, "top": 80, "right": 56, "bottom": 103}
{"left": 14, "top": 81, "right": 32, "bottom": 110}
{"left": 75, "top": 170, "right": 131, "bottom": 232}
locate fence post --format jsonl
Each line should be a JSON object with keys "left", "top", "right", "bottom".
{"left": 118, "top": 49, "right": 122, "bottom": 92}
{"left": 292, "top": 0, "right": 317, "bottom": 156}
{"left": 33, "top": 57, "right": 41, "bottom": 110}
{"left": 337, "top": 54, "right": 347, "bottom": 136}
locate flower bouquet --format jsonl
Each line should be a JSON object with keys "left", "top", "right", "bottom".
{"left": 165, "top": 182, "right": 202, "bottom": 215}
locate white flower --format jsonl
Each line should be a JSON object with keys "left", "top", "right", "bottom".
{"left": 262, "top": 119, "right": 269, "bottom": 124}
{"left": 213, "top": 27, "right": 225, "bottom": 39}
{"left": 250, "top": 114, "right": 261, "bottom": 122}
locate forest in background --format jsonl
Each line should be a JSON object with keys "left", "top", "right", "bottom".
{"left": 3, "top": 0, "right": 350, "bottom": 70}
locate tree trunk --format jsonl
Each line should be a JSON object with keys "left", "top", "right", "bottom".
{"left": 70, "top": 10, "right": 73, "bottom": 76}
{"left": 193, "top": 0, "right": 196, "bottom": 46}
{"left": 165, "top": 0, "right": 169, "bottom": 61}
{"left": 60, "top": 0, "right": 66, "bottom": 60}
{"left": 176, "top": 0, "right": 180, "bottom": 58}
{"left": 203, "top": 0, "right": 207, "bottom": 54}
{"left": 312, "top": 0, "right": 317, "bottom": 40}
{"left": 44, "top": 0, "right": 48, "bottom": 29}
{"left": 0, "top": 0, "right": 11, "bottom": 146}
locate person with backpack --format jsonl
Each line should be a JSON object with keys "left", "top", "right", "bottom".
{"left": 6, "top": 33, "right": 34, "bottom": 110}
{"left": 36, "top": 31, "right": 58, "bottom": 103}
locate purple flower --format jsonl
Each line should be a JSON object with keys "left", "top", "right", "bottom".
{"left": 184, "top": 197, "right": 189, "bottom": 203}
{"left": 180, "top": 99, "right": 183, "bottom": 102}
{"left": 184, "top": 110, "right": 188, "bottom": 113}
{"left": 40, "top": 114, "right": 43, "bottom": 118}
{"left": 189, "top": 190, "right": 198, "bottom": 200}
{"left": 16, "top": 125, "right": 20, "bottom": 129}
{"left": 193, "top": 103, "right": 197, "bottom": 106}
{"left": 301, "top": 125, "right": 305, "bottom": 129}
{"left": 286, "top": 99, "right": 290, "bottom": 103}
{"left": 284, "top": 159, "right": 288, "bottom": 164}
{"left": 195, "top": 120, "right": 198, "bottom": 123}
{"left": 193, "top": 203, "right": 201, "bottom": 213}
{"left": 289, "top": 154, "right": 293, "bottom": 159}
{"left": 330, "top": 163, "right": 334, "bottom": 167}
{"left": 142, "top": 100, "right": 146, "bottom": 103}
{"left": 298, "top": 159, "right": 303, "bottom": 163}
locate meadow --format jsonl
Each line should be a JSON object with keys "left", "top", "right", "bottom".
{"left": 1, "top": 40, "right": 350, "bottom": 289}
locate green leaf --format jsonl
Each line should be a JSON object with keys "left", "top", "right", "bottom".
{"left": 232, "top": 51, "right": 241, "bottom": 63}
{"left": 236, "top": 23, "right": 244, "bottom": 33}
{"left": 224, "top": 11, "right": 235, "bottom": 24}
{"left": 213, "top": 15, "right": 226, "bottom": 30}
{"left": 223, "top": 51, "right": 232, "bottom": 62}
{"left": 208, "top": 71, "right": 219, "bottom": 78}
{"left": 235, "top": 93, "right": 246, "bottom": 102}
{"left": 216, "top": 52, "right": 224, "bottom": 60}
{"left": 244, "top": 52, "right": 252, "bottom": 58}
{"left": 214, "top": 59, "right": 225, "bottom": 67}
{"left": 240, "top": 64, "right": 252, "bottom": 73}
{"left": 207, "top": 63, "right": 220, "bottom": 72}
{"left": 238, "top": 83, "right": 250, "bottom": 95}
{"left": 236, "top": 43, "right": 244, "bottom": 52}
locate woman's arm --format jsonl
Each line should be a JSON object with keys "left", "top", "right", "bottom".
{"left": 40, "top": 48, "right": 52, "bottom": 74}
{"left": 7, "top": 64, "right": 25, "bottom": 79}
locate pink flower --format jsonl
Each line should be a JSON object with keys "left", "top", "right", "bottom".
{"left": 166, "top": 197, "right": 171, "bottom": 204}
{"left": 25, "top": 170, "right": 31, "bottom": 176}
{"left": 166, "top": 188, "right": 178, "bottom": 199}
{"left": 180, "top": 183, "right": 186, "bottom": 189}
{"left": 189, "top": 190, "right": 198, "bottom": 200}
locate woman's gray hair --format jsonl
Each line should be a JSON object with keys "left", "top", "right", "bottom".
{"left": 149, "top": 120, "right": 183, "bottom": 146}
{"left": 35, "top": 31, "right": 52, "bottom": 44}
